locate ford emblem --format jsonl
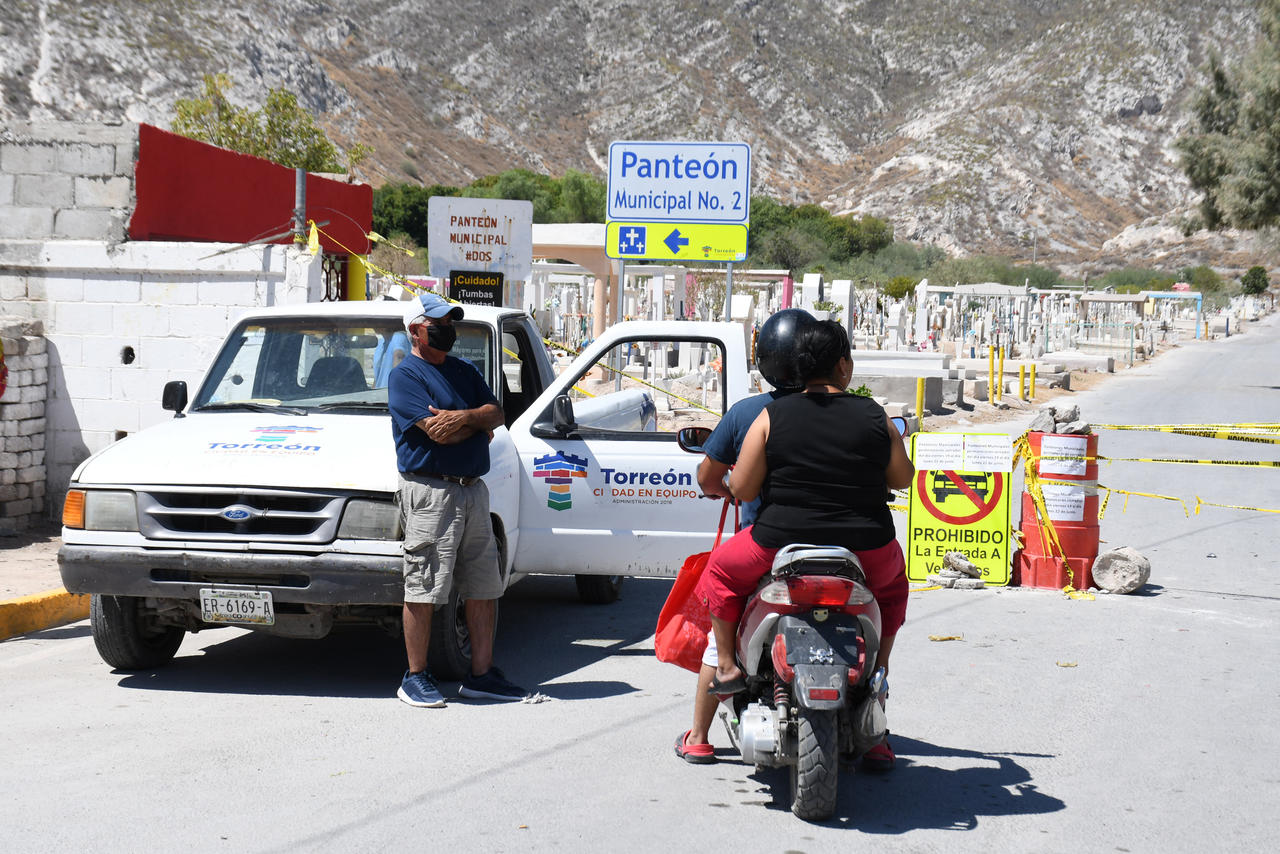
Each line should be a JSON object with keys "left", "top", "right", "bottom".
{"left": 220, "top": 505, "right": 255, "bottom": 521}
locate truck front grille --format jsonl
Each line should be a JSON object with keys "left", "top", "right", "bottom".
{"left": 136, "top": 489, "right": 346, "bottom": 544}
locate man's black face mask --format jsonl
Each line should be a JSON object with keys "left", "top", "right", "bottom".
{"left": 426, "top": 323, "right": 457, "bottom": 353}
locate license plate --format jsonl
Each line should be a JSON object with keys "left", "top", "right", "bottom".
{"left": 199, "top": 588, "right": 275, "bottom": 626}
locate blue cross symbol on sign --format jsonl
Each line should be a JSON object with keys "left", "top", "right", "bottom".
{"left": 618, "top": 225, "right": 646, "bottom": 255}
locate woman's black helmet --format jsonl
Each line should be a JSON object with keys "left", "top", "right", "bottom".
{"left": 756, "top": 308, "right": 817, "bottom": 390}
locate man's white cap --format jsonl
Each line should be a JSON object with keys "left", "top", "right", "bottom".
{"left": 403, "top": 292, "right": 464, "bottom": 333}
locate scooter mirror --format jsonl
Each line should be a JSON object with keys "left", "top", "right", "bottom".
{"left": 677, "top": 426, "right": 713, "bottom": 454}
{"left": 889, "top": 416, "right": 909, "bottom": 437}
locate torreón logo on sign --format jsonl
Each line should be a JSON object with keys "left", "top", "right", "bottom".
{"left": 607, "top": 141, "right": 751, "bottom": 225}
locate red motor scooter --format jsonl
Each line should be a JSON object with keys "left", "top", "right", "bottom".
{"left": 679, "top": 423, "right": 901, "bottom": 821}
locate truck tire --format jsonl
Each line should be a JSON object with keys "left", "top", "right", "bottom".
{"left": 427, "top": 588, "right": 497, "bottom": 681}
{"left": 791, "top": 705, "right": 839, "bottom": 821}
{"left": 90, "top": 594, "right": 185, "bottom": 670}
{"left": 575, "top": 574, "right": 624, "bottom": 604}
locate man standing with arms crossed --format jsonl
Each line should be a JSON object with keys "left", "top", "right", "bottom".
{"left": 388, "top": 292, "right": 526, "bottom": 707}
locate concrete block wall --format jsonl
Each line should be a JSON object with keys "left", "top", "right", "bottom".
{"left": 0, "top": 121, "right": 136, "bottom": 243}
{"left": 1, "top": 241, "right": 289, "bottom": 521}
{"left": 0, "top": 317, "right": 48, "bottom": 534}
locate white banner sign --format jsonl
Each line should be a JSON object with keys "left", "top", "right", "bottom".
{"left": 428, "top": 197, "right": 533, "bottom": 282}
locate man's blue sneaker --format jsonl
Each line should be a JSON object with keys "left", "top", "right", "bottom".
{"left": 397, "top": 670, "right": 446, "bottom": 708}
{"left": 459, "top": 666, "right": 526, "bottom": 701}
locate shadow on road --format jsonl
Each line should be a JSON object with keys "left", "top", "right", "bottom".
{"left": 112, "top": 574, "right": 675, "bottom": 700}
{"left": 740, "top": 735, "right": 1064, "bottom": 831}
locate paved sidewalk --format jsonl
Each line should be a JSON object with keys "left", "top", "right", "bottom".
{"left": 0, "top": 523, "right": 86, "bottom": 640}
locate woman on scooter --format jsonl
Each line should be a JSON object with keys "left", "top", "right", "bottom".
{"left": 693, "top": 319, "right": 914, "bottom": 769}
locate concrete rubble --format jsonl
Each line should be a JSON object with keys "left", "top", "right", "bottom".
{"left": 1091, "top": 546, "right": 1152, "bottom": 594}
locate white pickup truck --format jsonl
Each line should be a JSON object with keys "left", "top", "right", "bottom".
{"left": 59, "top": 300, "right": 753, "bottom": 676}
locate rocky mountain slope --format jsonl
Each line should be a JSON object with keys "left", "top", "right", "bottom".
{"left": 0, "top": 0, "right": 1269, "bottom": 274}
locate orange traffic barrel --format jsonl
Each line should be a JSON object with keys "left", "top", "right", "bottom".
{"left": 1016, "top": 432, "right": 1100, "bottom": 590}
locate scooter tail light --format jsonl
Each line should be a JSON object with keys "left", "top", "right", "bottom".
{"left": 846, "top": 581, "right": 875, "bottom": 606}
{"left": 771, "top": 634, "right": 794, "bottom": 682}
{"left": 786, "top": 576, "right": 856, "bottom": 607}
{"left": 808, "top": 688, "right": 841, "bottom": 701}
{"left": 759, "top": 581, "right": 793, "bottom": 605}
{"left": 847, "top": 635, "right": 868, "bottom": 684}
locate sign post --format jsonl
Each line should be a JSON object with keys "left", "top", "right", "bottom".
{"left": 906, "top": 432, "right": 1014, "bottom": 584}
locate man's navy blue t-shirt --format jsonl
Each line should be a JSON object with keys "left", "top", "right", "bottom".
{"left": 702, "top": 389, "right": 789, "bottom": 528}
{"left": 388, "top": 353, "right": 498, "bottom": 478}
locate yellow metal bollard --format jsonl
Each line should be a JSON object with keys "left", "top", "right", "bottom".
{"left": 997, "top": 347, "right": 1006, "bottom": 403}
{"left": 1019, "top": 364, "right": 1026, "bottom": 401}
{"left": 987, "top": 347, "right": 995, "bottom": 404}
{"left": 915, "top": 377, "right": 925, "bottom": 421}
{"left": 1029, "top": 363, "right": 1037, "bottom": 401}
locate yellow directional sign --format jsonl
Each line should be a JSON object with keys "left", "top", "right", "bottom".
{"left": 606, "top": 221, "right": 747, "bottom": 262}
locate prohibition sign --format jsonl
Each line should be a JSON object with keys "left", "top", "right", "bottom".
{"left": 915, "top": 469, "right": 1005, "bottom": 526}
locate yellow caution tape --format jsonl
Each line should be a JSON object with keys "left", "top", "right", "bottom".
{"left": 1102, "top": 457, "right": 1280, "bottom": 468}
{"left": 1193, "top": 497, "right": 1280, "bottom": 516}
{"left": 911, "top": 585, "right": 944, "bottom": 592}
{"left": 1056, "top": 661, "right": 1079, "bottom": 667}
{"left": 538, "top": 336, "right": 723, "bottom": 417}
{"left": 1093, "top": 423, "right": 1280, "bottom": 445}
{"left": 928, "top": 634, "right": 964, "bottom": 642}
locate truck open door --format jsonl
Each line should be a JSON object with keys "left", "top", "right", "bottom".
{"left": 508, "top": 322, "right": 751, "bottom": 601}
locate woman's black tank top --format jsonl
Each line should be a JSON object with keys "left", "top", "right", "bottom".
{"left": 750, "top": 392, "right": 895, "bottom": 551}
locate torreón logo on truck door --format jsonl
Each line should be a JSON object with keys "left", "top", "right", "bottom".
{"left": 533, "top": 451, "right": 589, "bottom": 510}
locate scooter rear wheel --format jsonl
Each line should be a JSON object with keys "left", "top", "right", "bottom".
{"left": 790, "top": 705, "right": 839, "bottom": 820}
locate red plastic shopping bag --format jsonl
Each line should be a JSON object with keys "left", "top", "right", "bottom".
{"left": 654, "top": 499, "right": 736, "bottom": 673}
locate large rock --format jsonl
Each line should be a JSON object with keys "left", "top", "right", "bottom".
{"left": 1091, "top": 547, "right": 1151, "bottom": 594}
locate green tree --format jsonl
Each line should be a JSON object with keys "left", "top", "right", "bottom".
{"left": 555, "top": 169, "right": 606, "bottom": 222}
{"left": 1180, "top": 265, "right": 1224, "bottom": 293}
{"left": 883, "top": 276, "right": 916, "bottom": 299}
{"left": 1176, "top": 0, "right": 1280, "bottom": 230}
{"left": 171, "top": 74, "right": 353, "bottom": 173}
{"left": 1241, "top": 264, "right": 1270, "bottom": 294}
{"left": 372, "top": 184, "right": 436, "bottom": 247}
{"left": 840, "top": 214, "right": 894, "bottom": 256}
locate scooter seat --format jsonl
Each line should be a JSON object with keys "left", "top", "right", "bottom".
{"left": 770, "top": 543, "right": 866, "bottom": 581}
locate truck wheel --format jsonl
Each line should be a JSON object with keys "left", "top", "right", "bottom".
{"left": 575, "top": 574, "right": 624, "bottom": 604}
{"left": 427, "top": 588, "right": 498, "bottom": 682}
{"left": 791, "top": 705, "right": 839, "bottom": 821}
{"left": 90, "top": 594, "right": 185, "bottom": 670}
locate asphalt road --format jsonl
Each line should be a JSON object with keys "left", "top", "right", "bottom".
{"left": 1, "top": 318, "right": 1277, "bottom": 852}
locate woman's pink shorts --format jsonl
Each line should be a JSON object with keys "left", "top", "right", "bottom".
{"left": 693, "top": 526, "right": 908, "bottom": 639}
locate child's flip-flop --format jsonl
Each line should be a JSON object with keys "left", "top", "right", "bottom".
{"left": 674, "top": 730, "right": 716, "bottom": 764}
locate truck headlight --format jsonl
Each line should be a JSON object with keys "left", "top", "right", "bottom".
{"left": 338, "top": 499, "right": 401, "bottom": 540}
{"left": 81, "top": 490, "right": 139, "bottom": 532}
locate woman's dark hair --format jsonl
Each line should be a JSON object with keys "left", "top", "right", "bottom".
{"left": 796, "top": 320, "right": 850, "bottom": 383}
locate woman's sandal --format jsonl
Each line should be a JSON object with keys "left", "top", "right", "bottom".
{"left": 706, "top": 673, "right": 747, "bottom": 695}
{"left": 674, "top": 730, "right": 716, "bottom": 764}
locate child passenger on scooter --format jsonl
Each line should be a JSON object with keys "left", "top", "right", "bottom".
{"left": 693, "top": 319, "right": 914, "bottom": 769}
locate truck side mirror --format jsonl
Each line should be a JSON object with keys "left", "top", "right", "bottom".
{"left": 551, "top": 394, "right": 577, "bottom": 434}
{"left": 162, "top": 381, "right": 188, "bottom": 418}
{"left": 677, "top": 426, "right": 712, "bottom": 454}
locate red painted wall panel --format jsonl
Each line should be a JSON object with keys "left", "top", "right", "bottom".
{"left": 129, "top": 123, "right": 371, "bottom": 254}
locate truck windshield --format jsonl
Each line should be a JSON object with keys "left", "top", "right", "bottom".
{"left": 190, "top": 318, "right": 494, "bottom": 411}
